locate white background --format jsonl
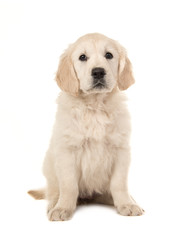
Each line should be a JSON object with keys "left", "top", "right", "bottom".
{"left": 0, "top": 0, "right": 180, "bottom": 239}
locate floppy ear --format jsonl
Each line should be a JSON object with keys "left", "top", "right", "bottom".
{"left": 55, "top": 50, "right": 79, "bottom": 95}
{"left": 118, "top": 54, "right": 135, "bottom": 91}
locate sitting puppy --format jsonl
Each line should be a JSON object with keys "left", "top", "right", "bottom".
{"left": 28, "top": 33, "right": 144, "bottom": 221}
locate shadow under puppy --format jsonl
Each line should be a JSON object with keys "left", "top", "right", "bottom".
{"left": 28, "top": 33, "right": 144, "bottom": 221}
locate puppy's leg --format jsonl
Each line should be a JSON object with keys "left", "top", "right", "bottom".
{"left": 43, "top": 152, "right": 59, "bottom": 214}
{"left": 46, "top": 181, "right": 59, "bottom": 214}
{"left": 48, "top": 150, "right": 79, "bottom": 221}
{"left": 110, "top": 149, "right": 144, "bottom": 216}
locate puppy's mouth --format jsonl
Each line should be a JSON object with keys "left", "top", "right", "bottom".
{"left": 92, "top": 80, "right": 107, "bottom": 89}
{"left": 90, "top": 67, "right": 107, "bottom": 91}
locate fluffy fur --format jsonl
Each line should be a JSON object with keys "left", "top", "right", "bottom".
{"left": 28, "top": 33, "right": 144, "bottom": 221}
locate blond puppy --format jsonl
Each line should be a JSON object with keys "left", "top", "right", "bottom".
{"left": 28, "top": 33, "right": 144, "bottom": 221}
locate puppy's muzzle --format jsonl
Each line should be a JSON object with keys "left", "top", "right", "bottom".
{"left": 91, "top": 67, "right": 106, "bottom": 89}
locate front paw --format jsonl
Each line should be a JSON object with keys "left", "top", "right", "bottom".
{"left": 48, "top": 208, "right": 74, "bottom": 221}
{"left": 117, "top": 204, "right": 144, "bottom": 216}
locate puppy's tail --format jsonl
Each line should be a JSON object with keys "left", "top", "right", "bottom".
{"left": 28, "top": 188, "right": 45, "bottom": 200}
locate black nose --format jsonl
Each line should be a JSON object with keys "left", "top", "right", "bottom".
{"left": 91, "top": 67, "right": 106, "bottom": 79}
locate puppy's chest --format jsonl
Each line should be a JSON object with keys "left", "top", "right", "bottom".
{"left": 78, "top": 107, "right": 113, "bottom": 141}
{"left": 71, "top": 106, "right": 122, "bottom": 194}
{"left": 76, "top": 108, "right": 115, "bottom": 194}
{"left": 69, "top": 104, "right": 126, "bottom": 149}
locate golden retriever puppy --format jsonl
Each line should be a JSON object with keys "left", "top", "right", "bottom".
{"left": 28, "top": 33, "right": 144, "bottom": 221}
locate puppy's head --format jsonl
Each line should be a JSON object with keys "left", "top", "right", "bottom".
{"left": 55, "top": 33, "right": 135, "bottom": 95}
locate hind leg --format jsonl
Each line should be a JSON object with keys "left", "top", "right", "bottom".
{"left": 46, "top": 180, "right": 59, "bottom": 214}
{"left": 43, "top": 151, "right": 59, "bottom": 215}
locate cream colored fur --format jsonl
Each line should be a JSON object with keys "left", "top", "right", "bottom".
{"left": 28, "top": 33, "right": 143, "bottom": 221}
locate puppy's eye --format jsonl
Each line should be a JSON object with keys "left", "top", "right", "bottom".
{"left": 105, "top": 52, "right": 113, "bottom": 60}
{"left": 79, "top": 54, "right": 87, "bottom": 61}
